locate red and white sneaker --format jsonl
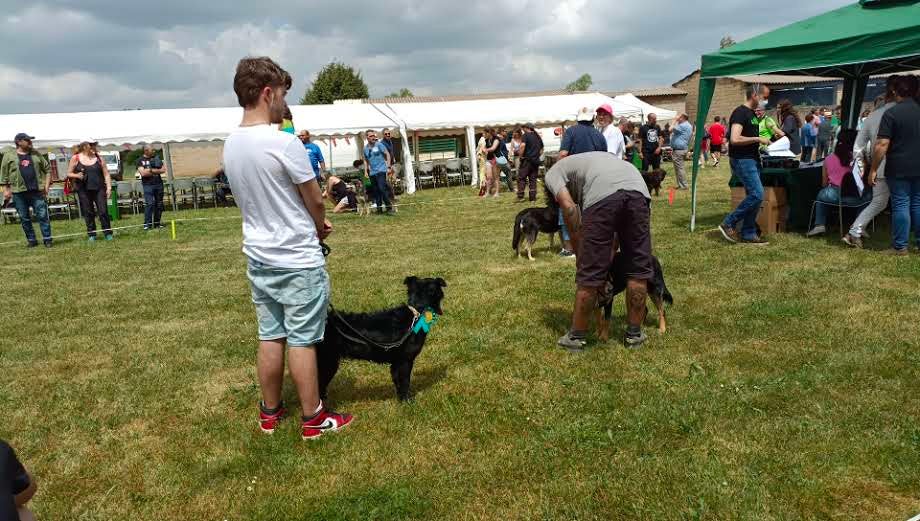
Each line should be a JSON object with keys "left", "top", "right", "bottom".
{"left": 258, "top": 402, "right": 287, "bottom": 434}
{"left": 302, "top": 407, "right": 354, "bottom": 440}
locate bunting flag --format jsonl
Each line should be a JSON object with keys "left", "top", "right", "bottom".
{"left": 332, "top": 137, "right": 337, "bottom": 146}
{"left": 345, "top": 137, "right": 351, "bottom": 145}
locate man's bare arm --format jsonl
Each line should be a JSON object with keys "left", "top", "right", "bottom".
{"left": 297, "top": 178, "right": 331, "bottom": 240}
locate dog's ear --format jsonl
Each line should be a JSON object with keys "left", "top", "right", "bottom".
{"left": 435, "top": 277, "right": 447, "bottom": 288}
{"left": 403, "top": 276, "right": 418, "bottom": 287}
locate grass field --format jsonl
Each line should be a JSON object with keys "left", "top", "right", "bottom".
{"left": 2, "top": 164, "right": 920, "bottom": 520}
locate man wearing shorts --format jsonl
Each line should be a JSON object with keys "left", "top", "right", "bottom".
{"left": 223, "top": 56, "right": 352, "bottom": 441}
{"left": 545, "top": 151, "right": 653, "bottom": 350}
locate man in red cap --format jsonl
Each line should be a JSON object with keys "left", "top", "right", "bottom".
{"left": 596, "top": 104, "right": 625, "bottom": 159}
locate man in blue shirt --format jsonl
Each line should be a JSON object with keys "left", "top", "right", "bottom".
{"left": 363, "top": 129, "right": 392, "bottom": 214}
{"left": 669, "top": 113, "right": 693, "bottom": 190}
{"left": 554, "top": 108, "right": 608, "bottom": 258}
{"left": 298, "top": 130, "right": 326, "bottom": 180}
{"left": 559, "top": 108, "right": 608, "bottom": 157}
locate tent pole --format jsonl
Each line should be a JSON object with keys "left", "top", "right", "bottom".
{"left": 399, "top": 126, "right": 416, "bottom": 194}
{"left": 465, "top": 126, "right": 479, "bottom": 187}
{"left": 690, "top": 77, "right": 716, "bottom": 232}
{"left": 163, "top": 142, "right": 178, "bottom": 213}
{"left": 840, "top": 76, "right": 868, "bottom": 129}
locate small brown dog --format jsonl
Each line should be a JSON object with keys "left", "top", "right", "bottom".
{"left": 642, "top": 169, "right": 667, "bottom": 196}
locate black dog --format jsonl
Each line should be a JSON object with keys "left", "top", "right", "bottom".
{"left": 317, "top": 276, "right": 447, "bottom": 402}
{"left": 642, "top": 168, "right": 667, "bottom": 196}
{"left": 595, "top": 254, "right": 673, "bottom": 340}
{"left": 512, "top": 186, "right": 561, "bottom": 260}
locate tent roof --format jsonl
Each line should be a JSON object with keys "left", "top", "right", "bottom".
{"left": 612, "top": 94, "right": 678, "bottom": 121}
{"left": 701, "top": 0, "right": 920, "bottom": 79}
{"left": 382, "top": 92, "right": 642, "bottom": 131}
{"left": 0, "top": 103, "right": 397, "bottom": 149}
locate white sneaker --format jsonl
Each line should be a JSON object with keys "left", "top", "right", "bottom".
{"left": 806, "top": 225, "right": 826, "bottom": 237}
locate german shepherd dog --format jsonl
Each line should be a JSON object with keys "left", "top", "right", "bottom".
{"left": 512, "top": 186, "right": 561, "bottom": 261}
{"left": 317, "top": 276, "right": 447, "bottom": 402}
{"left": 642, "top": 168, "right": 667, "bottom": 196}
{"left": 595, "top": 255, "right": 673, "bottom": 341}
{"left": 351, "top": 180, "right": 371, "bottom": 216}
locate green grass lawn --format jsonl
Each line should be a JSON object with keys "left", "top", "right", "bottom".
{"left": 2, "top": 165, "right": 920, "bottom": 520}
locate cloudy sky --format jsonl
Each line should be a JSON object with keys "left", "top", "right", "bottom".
{"left": 0, "top": 0, "right": 850, "bottom": 114}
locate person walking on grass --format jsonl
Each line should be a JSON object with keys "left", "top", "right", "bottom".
{"left": 68, "top": 139, "right": 113, "bottom": 242}
{"left": 517, "top": 123, "right": 543, "bottom": 202}
{"left": 547, "top": 152, "right": 653, "bottom": 351}
{"left": 136, "top": 146, "right": 166, "bottom": 230}
{"left": 843, "top": 75, "right": 899, "bottom": 249}
{"left": 222, "top": 56, "right": 352, "bottom": 440}
{"left": 363, "top": 129, "right": 393, "bottom": 214}
{"left": 0, "top": 133, "right": 53, "bottom": 248}
{"left": 639, "top": 113, "right": 662, "bottom": 172}
{"left": 718, "top": 84, "right": 772, "bottom": 245}
{"left": 556, "top": 108, "right": 608, "bottom": 259}
{"left": 708, "top": 116, "right": 725, "bottom": 167}
{"left": 870, "top": 74, "right": 920, "bottom": 256}
{"left": 670, "top": 113, "right": 692, "bottom": 189}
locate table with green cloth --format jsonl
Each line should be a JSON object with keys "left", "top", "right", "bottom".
{"left": 728, "top": 165, "right": 822, "bottom": 232}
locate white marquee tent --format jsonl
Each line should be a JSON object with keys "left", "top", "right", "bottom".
{"left": 0, "top": 92, "right": 672, "bottom": 194}
{"left": 612, "top": 93, "right": 678, "bottom": 122}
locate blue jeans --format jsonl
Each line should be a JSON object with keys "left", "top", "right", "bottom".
{"left": 142, "top": 184, "right": 164, "bottom": 228}
{"left": 813, "top": 185, "right": 872, "bottom": 227}
{"left": 12, "top": 191, "right": 52, "bottom": 244}
{"left": 558, "top": 209, "right": 570, "bottom": 242}
{"left": 723, "top": 158, "right": 763, "bottom": 240}
{"left": 888, "top": 177, "right": 920, "bottom": 251}
{"left": 371, "top": 173, "right": 391, "bottom": 210}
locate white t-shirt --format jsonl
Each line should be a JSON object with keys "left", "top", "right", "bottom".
{"left": 223, "top": 124, "right": 323, "bottom": 269}
{"left": 602, "top": 124, "right": 626, "bottom": 159}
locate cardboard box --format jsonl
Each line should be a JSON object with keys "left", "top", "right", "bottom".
{"left": 731, "top": 187, "right": 787, "bottom": 234}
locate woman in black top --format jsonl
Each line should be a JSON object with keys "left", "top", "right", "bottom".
{"left": 778, "top": 100, "right": 802, "bottom": 155}
{"left": 481, "top": 127, "right": 501, "bottom": 198}
{"left": 68, "top": 140, "right": 113, "bottom": 241}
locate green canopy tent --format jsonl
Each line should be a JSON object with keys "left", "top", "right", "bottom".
{"left": 689, "top": 0, "right": 920, "bottom": 231}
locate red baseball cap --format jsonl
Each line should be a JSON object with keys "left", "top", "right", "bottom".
{"left": 596, "top": 104, "right": 613, "bottom": 116}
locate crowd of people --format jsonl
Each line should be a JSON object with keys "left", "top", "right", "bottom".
{"left": 718, "top": 74, "right": 920, "bottom": 253}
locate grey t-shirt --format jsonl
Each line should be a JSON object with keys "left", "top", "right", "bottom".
{"left": 544, "top": 151, "right": 651, "bottom": 211}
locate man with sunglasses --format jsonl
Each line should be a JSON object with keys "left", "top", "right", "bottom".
{"left": 0, "top": 133, "right": 53, "bottom": 247}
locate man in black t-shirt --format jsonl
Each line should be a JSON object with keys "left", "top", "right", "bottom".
{"left": 518, "top": 123, "right": 544, "bottom": 202}
{"left": 718, "top": 85, "right": 772, "bottom": 245}
{"left": 1, "top": 440, "right": 36, "bottom": 521}
{"left": 638, "top": 113, "right": 662, "bottom": 172}
{"left": 136, "top": 146, "right": 166, "bottom": 230}
{"left": 871, "top": 75, "right": 920, "bottom": 254}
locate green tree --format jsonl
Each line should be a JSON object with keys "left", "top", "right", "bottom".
{"left": 565, "top": 73, "right": 593, "bottom": 92}
{"left": 719, "top": 35, "right": 736, "bottom": 49}
{"left": 300, "top": 62, "right": 370, "bottom": 105}
{"left": 387, "top": 88, "right": 414, "bottom": 98}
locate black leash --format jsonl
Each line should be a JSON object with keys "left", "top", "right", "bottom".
{"left": 328, "top": 304, "right": 419, "bottom": 351}
{"left": 320, "top": 239, "right": 418, "bottom": 351}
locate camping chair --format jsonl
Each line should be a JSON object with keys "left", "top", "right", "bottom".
{"left": 194, "top": 177, "right": 218, "bottom": 208}
{"left": 132, "top": 181, "right": 145, "bottom": 212}
{"left": 417, "top": 161, "right": 436, "bottom": 189}
{"left": 460, "top": 158, "right": 472, "bottom": 182}
{"left": 115, "top": 181, "right": 137, "bottom": 214}
{"left": 173, "top": 178, "right": 197, "bottom": 209}
{"left": 808, "top": 190, "right": 875, "bottom": 236}
{"left": 444, "top": 159, "right": 464, "bottom": 186}
{"left": 47, "top": 187, "right": 72, "bottom": 220}
{"left": 1, "top": 206, "right": 19, "bottom": 224}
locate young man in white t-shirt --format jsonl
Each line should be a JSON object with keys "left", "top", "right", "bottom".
{"left": 223, "top": 57, "right": 352, "bottom": 440}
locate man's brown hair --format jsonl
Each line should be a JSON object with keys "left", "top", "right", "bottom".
{"left": 233, "top": 57, "right": 293, "bottom": 108}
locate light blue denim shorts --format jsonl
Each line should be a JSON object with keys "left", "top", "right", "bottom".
{"left": 246, "top": 259, "right": 330, "bottom": 348}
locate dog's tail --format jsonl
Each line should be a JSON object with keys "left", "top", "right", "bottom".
{"left": 654, "top": 257, "right": 674, "bottom": 306}
{"left": 512, "top": 213, "right": 524, "bottom": 251}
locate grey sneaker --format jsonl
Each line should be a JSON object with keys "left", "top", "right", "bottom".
{"left": 806, "top": 225, "right": 826, "bottom": 237}
{"left": 624, "top": 330, "right": 648, "bottom": 350}
{"left": 558, "top": 249, "right": 576, "bottom": 259}
{"left": 842, "top": 234, "right": 863, "bottom": 249}
{"left": 557, "top": 332, "right": 586, "bottom": 352}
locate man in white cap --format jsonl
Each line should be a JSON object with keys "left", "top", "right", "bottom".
{"left": 596, "top": 104, "right": 625, "bottom": 159}
{"left": 555, "top": 108, "right": 607, "bottom": 258}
